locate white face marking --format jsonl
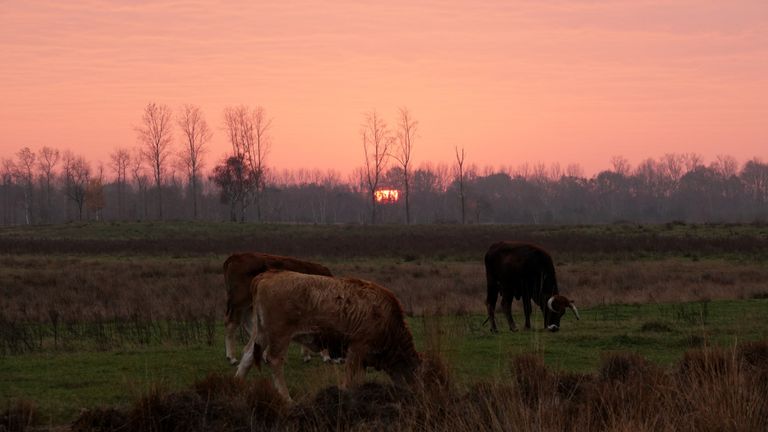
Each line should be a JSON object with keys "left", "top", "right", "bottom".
{"left": 547, "top": 324, "right": 559, "bottom": 331}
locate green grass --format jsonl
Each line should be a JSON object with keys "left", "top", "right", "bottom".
{"left": 3, "top": 298, "right": 766, "bottom": 425}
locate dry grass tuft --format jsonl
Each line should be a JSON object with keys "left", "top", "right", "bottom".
{"left": 737, "top": 339, "right": 768, "bottom": 370}
{"left": 0, "top": 399, "right": 36, "bottom": 432}
{"left": 677, "top": 346, "right": 730, "bottom": 380}
{"left": 418, "top": 349, "right": 452, "bottom": 392}
{"left": 287, "top": 383, "right": 413, "bottom": 431}
{"left": 70, "top": 407, "right": 127, "bottom": 432}
{"left": 599, "top": 351, "right": 657, "bottom": 383}
{"left": 72, "top": 374, "right": 287, "bottom": 432}
{"left": 511, "top": 353, "right": 551, "bottom": 406}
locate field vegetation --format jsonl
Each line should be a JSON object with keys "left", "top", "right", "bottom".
{"left": 0, "top": 221, "right": 767, "bottom": 430}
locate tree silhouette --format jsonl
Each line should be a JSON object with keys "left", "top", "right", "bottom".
{"left": 136, "top": 102, "right": 173, "bottom": 219}
{"left": 361, "top": 110, "right": 391, "bottom": 224}
{"left": 177, "top": 104, "right": 211, "bottom": 219}
{"left": 394, "top": 107, "right": 417, "bottom": 224}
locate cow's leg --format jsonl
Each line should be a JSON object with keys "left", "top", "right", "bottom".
{"left": 265, "top": 338, "right": 292, "bottom": 402}
{"left": 300, "top": 346, "right": 312, "bottom": 362}
{"left": 501, "top": 295, "right": 517, "bottom": 332}
{"left": 485, "top": 279, "right": 500, "bottom": 333}
{"left": 225, "top": 308, "right": 244, "bottom": 365}
{"left": 235, "top": 335, "right": 262, "bottom": 378}
{"left": 270, "top": 359, "right": 292, "bottom": 403}
{"left": 320, "top": 348, "right": 336, "bottom": 363}
{"left": 342, "top": 346, "right": 365, "bottom": 389}
{"left": 241, "top": 307, "right": 253, "bottom": 336}
{"left": 522, "top": 295, "right": 533, "bottom": 330}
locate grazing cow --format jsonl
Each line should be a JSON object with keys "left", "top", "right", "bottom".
{"left": 235, "top": 270, "right": 421, "bottom": 402}
{"left": 485, "top": 241, "right": 580, "bottom": 333}
{"left": 223, "top": 252, "right": 334, "bottom": 365}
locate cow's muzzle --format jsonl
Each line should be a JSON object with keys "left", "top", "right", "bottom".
{"left": 547, "top": 324, "right": 560, "bottom": 332}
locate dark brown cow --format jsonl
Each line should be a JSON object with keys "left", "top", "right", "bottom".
{"left": 235, "top": 270, "right": 421, "bottom": 402}
{"left": 485, "top": 241, "right": 580, "bottom": 333}
{"left": 223, "top": 252, "right": 333, "bottom": 365}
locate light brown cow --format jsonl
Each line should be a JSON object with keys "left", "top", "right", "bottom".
{"left": 223, "top": 252, "right": 333, "bottom": 365}
{"left": 235, "top": 270, "right": 421, "bottom": 402}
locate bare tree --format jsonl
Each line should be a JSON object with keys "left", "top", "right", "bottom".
{"left": 512, "top": 162, "right": 530, "bottom": 179}
{"left": 549, "top": 162, "right": 563, "bottom": 181}
{"left": 86, "top": 164, "right": 105, "bottom": 221}
{"left": 62, "top": 151, "right": 90, "bottom": 221}
{"left": 136, "top": 102, "right": 173, "bottom": 219}
{"left": 361, "top": 110, "right": 391, "bottom": 224}
{"left": 532, "top": 162, "right": 548, "bottom": 183}
{"left": 712, "top": 154, "right": 738, "bottom": 178}
{"left": 682, "top": 152, "right": 704, "bottom": 172}
{"left": 566, "top": 163, "right": 584, "bottom": 178}
{"left": 177, "top": 104, "right": 211, "bottom": 219}
{"left": 15, "top": 147, "right": 36, "bottom": 225}
{"left": 741, "top": 158, "right": 768, "bottom": 206}
{"left": 454, "top": 146, "right": 466, "bottom": 224}
{"left": 659, "top": 153, "right": 684, "bottom": 196}
{"left": 110, "top": 148, "right": 131, "bottom": 219}
{"left": 393, "top": 107, "right": 418, "bottom": 224}
{"left": 2, "top": 158, "right": 17, "bottom": 225}
{"left": 37, "top": 146, "right": 60, "bottom": 222}
{"left": 223, "top": 105, "right": 271, "bottom": 221}
{"left": 610, "top": 155, "right": 631, "bottom": 176}
{"left": 130, "top": 148, "right": 149, "bottom": 220}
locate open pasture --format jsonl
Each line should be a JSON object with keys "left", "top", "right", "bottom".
{"left": 1, "top": 222, "right": 767, "bottom": 429}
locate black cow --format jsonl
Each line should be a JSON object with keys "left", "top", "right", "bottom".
{"left": 485, "top": 241, "right": 580, "bottom": 333}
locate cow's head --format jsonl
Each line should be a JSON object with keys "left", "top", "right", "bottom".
{"left": 545, "top": 295, "right": 580, "bottom": 332}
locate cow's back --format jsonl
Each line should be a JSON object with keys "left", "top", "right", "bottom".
{"left": 224, "top": 252, "right": 333, "bottom": 315}
{"left": 253, "top": 271, "right": 397, "bottom": 330}
{"left": 485, "top": 242, "right": 557, "bottom": 295}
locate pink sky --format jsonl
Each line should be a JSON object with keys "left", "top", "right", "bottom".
{"left": 2, "top": 0, "right": 766, "bottom": 177}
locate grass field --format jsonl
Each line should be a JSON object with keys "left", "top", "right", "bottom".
{"left": 2, "top": 300, "right": 767, "bottom": 426}
{"left": 1, "top": 221, "right": 767, "bottom": 430}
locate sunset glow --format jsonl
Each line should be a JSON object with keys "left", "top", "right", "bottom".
{"left": 1, "top": 1, "right": 766, "bottom": 175}
{"left": 374, "top": 189, "right": 400, "bottom": 203}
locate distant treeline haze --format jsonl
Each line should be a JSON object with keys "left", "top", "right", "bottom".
{"left": 3, "top": 147, "right": 767, "bottom": 225}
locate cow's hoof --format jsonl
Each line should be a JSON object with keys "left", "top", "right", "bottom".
{"left": 303, "top": 356, "right": 312, "bottom": 363}
{"left": 510, "top": 327, "right": 519, "bottom": 332}
{"left": 228, "top": 358, "right": 239, "bottom": 366}
{"left": 490, "top": 328, "right": 499, "bottom": 334}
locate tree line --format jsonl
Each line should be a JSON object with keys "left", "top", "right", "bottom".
{"left": 2, "top": 103, "right": 767, "bottom": 225}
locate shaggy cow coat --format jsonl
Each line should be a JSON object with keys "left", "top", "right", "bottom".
{"left": 235, "top": 270, "right": 421, "bottom": 401}
{"left": 223, "top": 253, "right": 333, "bottom": 365}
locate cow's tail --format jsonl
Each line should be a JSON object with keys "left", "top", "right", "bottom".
{"left": 249, "top": 277, "right": 268, "bottom": 370}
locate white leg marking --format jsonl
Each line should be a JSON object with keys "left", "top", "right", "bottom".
{"left": 235, "top": 340, "right": 255, "bottom": 377}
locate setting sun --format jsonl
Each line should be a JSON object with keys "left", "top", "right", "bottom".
{"left": 374, "top": 189, "right": 400, "bottom": 203}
